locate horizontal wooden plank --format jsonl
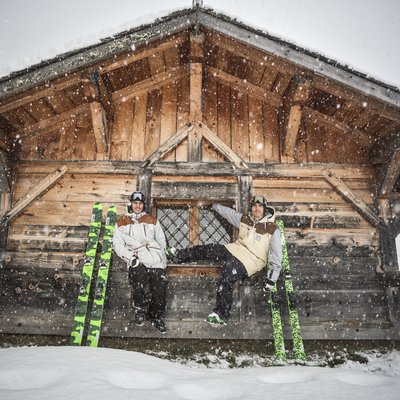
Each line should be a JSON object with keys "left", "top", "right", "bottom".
{"left": 13, "top": 160, "right": 376, "bottom": 179}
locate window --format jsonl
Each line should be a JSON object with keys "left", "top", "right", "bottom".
{"left": 156, "top": 201, "right": 233, "bottom": 250}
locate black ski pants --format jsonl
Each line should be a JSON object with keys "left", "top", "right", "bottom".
{"left": 128, "top": 263, "right": 168, "bottom": 320}
{"left": 176, "top": 244, "right": 248, "bottom": 321}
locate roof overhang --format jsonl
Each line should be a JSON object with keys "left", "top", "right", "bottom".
{"left": 0, "top": 7, "right": 399, "bottom": 108}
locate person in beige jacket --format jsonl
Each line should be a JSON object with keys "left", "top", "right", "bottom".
{"left": 173, "top": 195, "right": 282, "bottom": 325}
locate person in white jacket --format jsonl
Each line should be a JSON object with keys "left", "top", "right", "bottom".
{"left": 113, "top": 191, "right": 168, "bottom": 333}
{"left": 173, "top": 195, "right": 282, "bottom": 326}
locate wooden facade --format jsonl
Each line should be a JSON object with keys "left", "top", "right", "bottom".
{"left": 0, "top": 8, "right": 399, "bottom": 342}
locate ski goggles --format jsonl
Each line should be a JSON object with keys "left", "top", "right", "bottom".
{"left": 251, "top": 195, "right": 266, "bottom": 205}
{"left": 131, "top": 192, "right": 144, "bottom": 202}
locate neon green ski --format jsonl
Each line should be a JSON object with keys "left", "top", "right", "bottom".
{"left": 86, "top": 205, "right": 117, "bottom": 347}
{"left": 276, "top": 219, "right": 306, "bottom": 361}
{"left": 70, "top": 203, "right": 103, "bottom": 346}
{"left": 269, "top": 284, "right": 286, "bottom": 361}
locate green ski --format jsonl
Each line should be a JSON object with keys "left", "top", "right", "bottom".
{"left": 86, "top": 205, "right": 117, "bottom": 347}
{"left": 276, "top": 219, "right": 306, "bottom": 361}
{"left": 70, "top": 202, "right": 103, "bottom": 346}
{"left": 269, "top": 283, "right": 286, "bottom": 361}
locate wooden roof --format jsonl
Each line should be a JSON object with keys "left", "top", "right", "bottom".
{"left": 0, "top": 7, "right": 399, "bottom": 199}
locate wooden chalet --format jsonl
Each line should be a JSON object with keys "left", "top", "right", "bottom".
{"left": 0, "top": 6, "right": 399, "bottom": 343}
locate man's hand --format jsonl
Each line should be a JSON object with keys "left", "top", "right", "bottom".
{"left": 263, "top": 278, "right": 275, "bottom": 294}
{"left": 128, "top": 254, "right": 139, "bottom": 269}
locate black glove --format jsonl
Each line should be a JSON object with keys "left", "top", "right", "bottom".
{"left": 262, "top": 278, "right": 275, "bottom": 294}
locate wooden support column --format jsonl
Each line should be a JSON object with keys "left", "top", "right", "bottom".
{"left": 283, "top": 105, "right": 302, "bottom": 158}
{"left": 0, "top": 192, "right": 11, "bottom": 264}
{"left": 188, "top": 31, "right": 204, "bottom": 162}
{"left": 0, "top": 149, "right": 11, "bottom": 194}
{"left": 137, "top": 171, "right": 153, "bottom": 212}
{"left": 237, "top": 175, "right": 253, "bottom": 214}
{"left": 281, "top": 77, "right": 312, "bottom": 162}
{"left": 379, "top": 148, "right": 400, "bottom": 198}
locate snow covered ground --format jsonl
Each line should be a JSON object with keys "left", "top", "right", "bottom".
{"left": 0, "top": 346, "right": 399, "bottom": 400}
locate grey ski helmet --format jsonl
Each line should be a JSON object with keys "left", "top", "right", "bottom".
{"left": 127, "top": 191, "right": 145, "bottom": 213}
{"left": 129, "top": 191, "right": 145, "bottom": 203}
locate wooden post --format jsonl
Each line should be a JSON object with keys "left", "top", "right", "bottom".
{"left": 237, "top": 175, "right": 252, "bottom": 215}
{"left": 379, "top": 149, "right": 400, "bottom": 199}
{"left": 188, "top": 31, "right": 204, "bottom": 162}
{"left": 280, "top": 77, "right": 311, "bottom": 162}
{"left": 0, "top": 150, "right": 11, "bottom": 193}
{"left": 137, "top": 171, "right": 152, "bottom": 212}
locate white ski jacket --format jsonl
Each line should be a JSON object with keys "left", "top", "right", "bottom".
{"left": 113, "top": 212, "right": 167, "bottom": 269}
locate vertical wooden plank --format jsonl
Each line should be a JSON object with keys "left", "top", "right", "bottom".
{"left": 283, "top": 105, "right": 302, "bottom": 160}
{"left": 263, "top": 103, "right": 280, "bottom": 162}
{"left": 89, "top": 102, "right": 108, "bottom": 158}
{"left": 189, "top": 206, "right": 200, "bottom": 246}
{"left": 160, "top": 83, "right": 178, "bottom": 162}
{"left": 131, "top": 93, "right": 147, "bottom": 161}
{"left": 110, "top": 98, "right": 134, "bottom": 160}
{"left": 231, "top": 89, "right": 249, "bottom": 161}
{"left": 202, "top": 74, "right": 220, "bottom": 162}
{"left": 137, "top": 171, "right": 152, "bottom": 212}
{"left": 145, "top": 89, "right": 163, "bottom": 158}
{"left": 248, "top": 96, "right": 264, "bottom": 163}
{"left": 58, "top": 121, "right": 74, "bottom": 160}
{"left": 71, "top": 113, "right": 96, "bottom": 160}
{"left": 147, "top": 52, "right": 166, "bottom": 76}
{"left": 176, "top": 76, "right": 190, "bottom": 161}
{"left": 237, "top": 176, "right": 252, "bottom": 215}
{"left": 217, "top": 82, "right": 231, "bottom": 149}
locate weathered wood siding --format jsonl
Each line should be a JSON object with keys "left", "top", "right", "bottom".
{"left": 0, "top": 20, "right": 398, "bottom": 341}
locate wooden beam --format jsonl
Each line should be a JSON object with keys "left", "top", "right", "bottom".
{"left": 15, "top": 103, "right": 90, "bottom": 138}
{"left": 112, "top": 66, "right": 187, "bottom": 103}
{"left": 0, "top": 76, "right": 82, "bottom": 114}
{"left": 313, "top": 77, "right": 400, "bottom": 125}
{"left": 323, "top": 169, "right": 386, "bottom": 230}
{"left": 82, "top": 72, "right": 112, "bottom": 117}
{"left": 100, "top": 35, "right": 186, "bottom": 74}
{"left": 205, "top": 66, "right": 282, "bottom": 106}
{"left": 141, "top": 123, "right": 194, "bottom": 167}
{"left": 15, "top": 160, "right": 375, "bottom": 179}
{"left": 198, "top": 123, "right": 249, "bottom": 169}
{"left": 379, "top": 149, "right": 400, "bottom": 198}
{"left": 90, "top": 102, "right": 108, "bottom": 156}
{"left": 303, "top": 106, "right": 374, "bottom": 146}
{"left": 283, "top": 105, "right": 302, "bottom": 159}
{"left": 3, "top": 165, "right": 68, "bottom": 222}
